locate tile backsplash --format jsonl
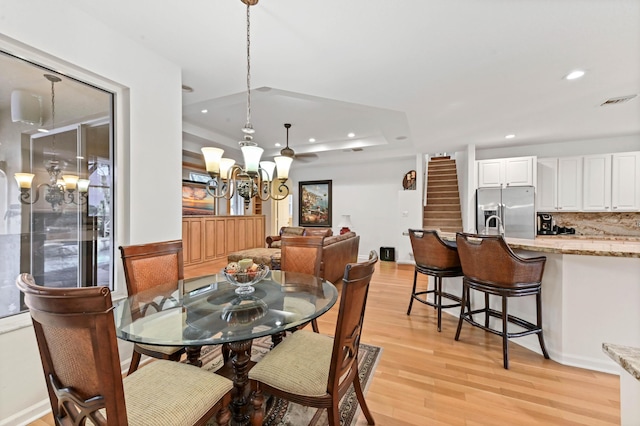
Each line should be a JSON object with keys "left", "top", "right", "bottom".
{"left": 551, "top": 212, "right": 640, "bottom": 237}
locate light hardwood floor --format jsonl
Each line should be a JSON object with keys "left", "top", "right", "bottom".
{"left": 31, "top": 259, "right": 620, "bottom": 426}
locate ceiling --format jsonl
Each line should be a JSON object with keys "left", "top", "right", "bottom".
{"left": 54, "top": 1, "right": 640, "bottom": 165}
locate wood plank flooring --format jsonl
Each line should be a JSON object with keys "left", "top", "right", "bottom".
{"left": 30, "top": 259, "right": 620, "bottom": 426}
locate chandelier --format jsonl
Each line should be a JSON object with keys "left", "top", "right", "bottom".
{"left": 14, "top": 74, "right": 89, "bottom": 212}
{"left": 200, "top": 0, "right": 292, "bottom": 209}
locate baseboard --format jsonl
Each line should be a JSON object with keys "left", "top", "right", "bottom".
{"left": 439, "top": 307, "right": 621, "bottom": 375}
{"left": 0, "top": 399, "right": 50, "bottom": 426}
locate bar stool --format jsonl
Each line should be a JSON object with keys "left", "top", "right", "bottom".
{"left": 454, "top": 233, "right": 550, "bottom": 369}
{"left": 407, "top": 229, "right": 465, "bottom": 332}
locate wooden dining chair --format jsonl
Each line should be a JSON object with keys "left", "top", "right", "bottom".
{"left": 249, "top": 251, "right": 379, "bottom": 426}
{"left": 118, "top": 240, "right": 188, "bottom": 374}
{"left": 16, "top": 273, "right": 233, "bottom": 426}
{"left": 280, "top": 235, "right": 325, "bottom": 333}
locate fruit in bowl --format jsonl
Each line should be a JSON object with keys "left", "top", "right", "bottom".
{"left": 223, "top": 260, "right": 269, "bottom": 294}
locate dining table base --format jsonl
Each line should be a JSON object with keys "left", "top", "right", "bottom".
{"left": 185, "top": 346, "right": 203, "bottom": 367}
{"left": 228, "top": 339, "right": 253, "bottom": 426}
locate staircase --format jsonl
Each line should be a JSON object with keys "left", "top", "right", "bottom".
{"left": 423, "top": 156, "right": 463, "bottom": 233}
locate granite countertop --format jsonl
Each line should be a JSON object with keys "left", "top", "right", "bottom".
{"left": 506, "top": 236, "right": 640, "bottom": 258}
{"left": 602, "top": 343, "right": 640, "bottom": 381}
{"left": 438, "top": 232, "right": 640, "bottom": 258}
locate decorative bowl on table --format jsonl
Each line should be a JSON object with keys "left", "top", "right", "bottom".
{"left": 223, "top": 261, "right": 269, "bottom": 295}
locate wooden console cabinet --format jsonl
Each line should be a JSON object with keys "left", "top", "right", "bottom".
{"left": 182, "top": 215, "right": 265, "bottom": 267}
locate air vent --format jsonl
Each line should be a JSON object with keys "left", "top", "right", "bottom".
{"left": 601, "top": 94, "right": 637, "bottom": 106}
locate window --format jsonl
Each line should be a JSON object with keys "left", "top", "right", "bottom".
{"left": 0, "top": 50, "right": 114, "bottom": 319}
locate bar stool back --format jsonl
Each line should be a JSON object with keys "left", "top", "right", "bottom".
{"left": 407, "top": 229, "right": 464, "bottom": 331}
{"left": 454, "top": 232, "right": 550, "bottom": 369}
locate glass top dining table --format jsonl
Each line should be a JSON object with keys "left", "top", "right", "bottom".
{"left": 113, "top": 270, "right": 338, "bottom": 347}
{"left": 113, "top": 269, "right": 338, "bottom": 426}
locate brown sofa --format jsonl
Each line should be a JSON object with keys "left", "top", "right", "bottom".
{"left": 229, "top": 230, "right": 360, "bottom": 284}
{"left": 313, "top": 231, "right": 360, "bottom": 284}
{"left": 266, "top": 226, "right": 333, "bottom": 248}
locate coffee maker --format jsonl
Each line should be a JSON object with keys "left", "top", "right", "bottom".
{"left": 537, "top": 213, "right": 556, "bottom": 235}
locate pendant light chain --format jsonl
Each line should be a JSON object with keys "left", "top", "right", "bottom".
{"left": 245, "top": 1, "right": 252, "bottom": 130}
{"left": 50, "top": 77, "right": 57, "bottom": 160}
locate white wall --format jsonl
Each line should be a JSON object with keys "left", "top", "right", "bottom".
{"left": 0, "top": 1, "right": 183, "bottom": 424}
{"left": 289, "top": 155, "right": 416, "bottom": 262}
{"left": 476, "top": 134, "right": 640, "bottom": 160}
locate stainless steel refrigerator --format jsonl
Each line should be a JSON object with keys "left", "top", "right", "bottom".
{"left": 476, "top": 186, "right": 536, "bottom": 239}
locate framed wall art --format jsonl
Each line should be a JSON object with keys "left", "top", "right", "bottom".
{"left": 182, "top": 180, "right": 215, "bottom": 215}
{"left": 299, "top": 180, "right": 332, "bottom": 227}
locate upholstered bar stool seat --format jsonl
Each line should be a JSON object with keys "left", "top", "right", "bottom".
{"left": 407, "top": 229, "right": 465, "bottom": 332}
{"left": 454, "top": 233, "right": 550, "bottom": 369}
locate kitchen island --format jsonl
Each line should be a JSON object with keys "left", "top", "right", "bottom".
{"left": 438, "top": 232, "right": 640, "bottom": 373}
{"left": 505, "top": 235, "right": 640, "bottom": 373}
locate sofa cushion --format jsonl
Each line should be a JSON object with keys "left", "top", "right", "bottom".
{"left": 282, "top": 227, "right": 306, "bottom": 236}
{"left": 304, "top": 228, "right": 333, "bottom": 237}
{"left": 227, "top": 248, "right": 280, "bottom": 267}
{"left": 323, "top": 231, "right": 355, "bottom": 247}
{"left": 269, "top": 227, "right": 332, "bottom": 248}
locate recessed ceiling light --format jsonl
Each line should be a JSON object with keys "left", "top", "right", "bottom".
{"left": 396, "top": 136, "right": 407, "bottom": 141}
{"left": 505, "top": 134, "right": 515, "bottom": 139}
{"left": 182, "top": 84, "right": 194, "bottom": 93}
{"left": 347, "top": 132, "right": 355, "bottom": 138}
{"left": 564, "top": 70, "right": 585, "bottom": 80}
{"left": 275, "top": 143, "right": 281, "bottom": 147}
{"left": 76, "top": 156, "right": 85, "bottom": 160}
{"left": 308, "top": 138, "right": 316, "bottom": 143}
{"left": 37, "top": 128, "right": 49, "bottom": 133}
{"left": 201, "top": 109, "right": 208, "bottom": 114}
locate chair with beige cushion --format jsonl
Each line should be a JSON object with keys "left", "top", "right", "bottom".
{"left": 280, "top": 235, "right": 325, "bottom": 333}
{"left": 118, "top": 240, "right": 188, "bottom": 374}
{"left": 249, "top": 251, "right": 379, "bottom": 426}
{"left": 454, "top": 233, "right": 550, "bottom": 369}
{"left": 16, "top": 273, "right": 233, "bottom": 426}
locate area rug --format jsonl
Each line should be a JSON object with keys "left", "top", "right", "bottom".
{"left": 199, "top": 336, "right": 382, "bottom": 426}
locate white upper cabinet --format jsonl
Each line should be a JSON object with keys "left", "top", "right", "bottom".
{"left": 537, "top": 156, "right": 582, "bottom": 211}
{"left": 557, "top": 157, "right": 583, "bottom": 211}
{"left": 478, "top": 156, "right": 535, "bottom": 188}
{"left": 477, "top": 159, "right": 504, "bottom": 187}
{"left": 611, "top": 152, "right": 640, "bottom": 211}
{"left": 536, "top": 158, "right": 558, "bottom": 211}
{"left": 583, "top": 154, "right": 612, "bottom": 211}
{"left": 537, "top": 151, "right": 640, "bottom": 213}
{"left": 504, "top": 157, "right": 535, "bottom": 186}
